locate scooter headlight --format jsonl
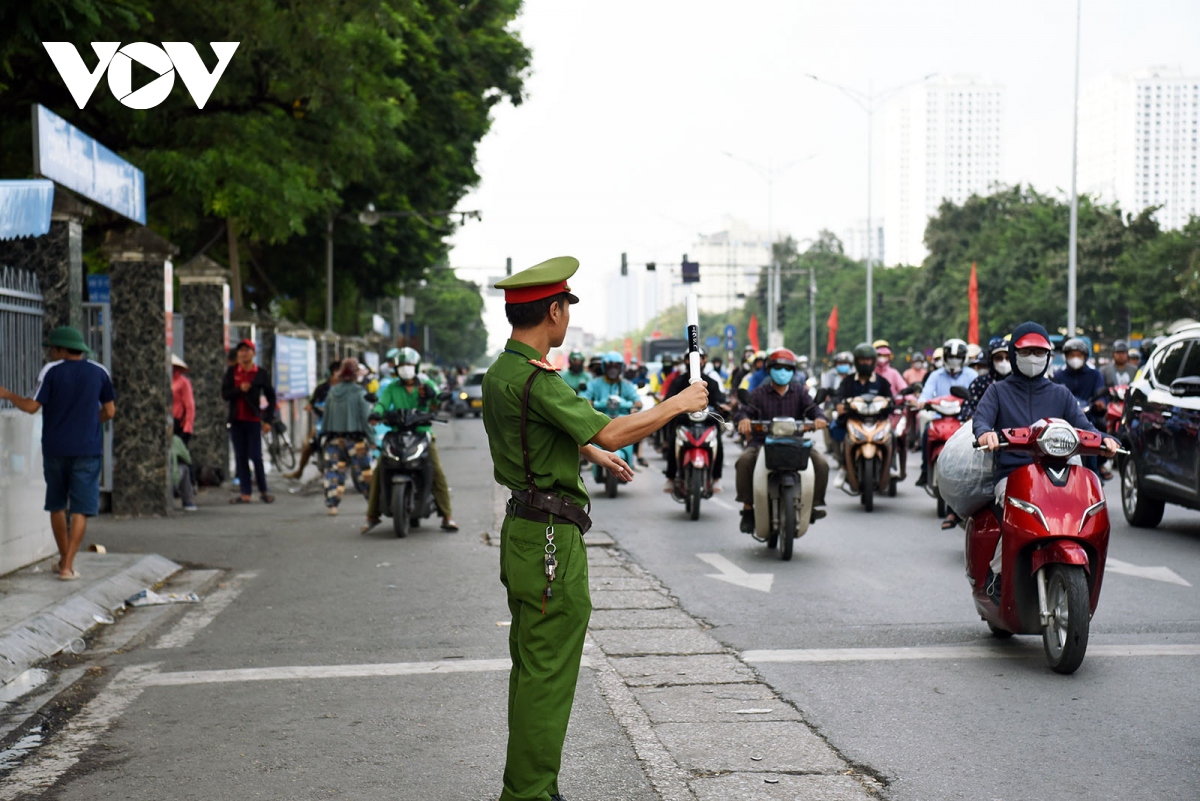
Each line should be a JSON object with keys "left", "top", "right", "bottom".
{"left": 1038, "top": 423, "right": 1079, "bottom": 458}
{"left": 849, "top": 426, "right": 868, "bottom": 443}
{"left": 770, "top": 418, "right": 798, "bottom": 437}
{"left": 868, "top": 397, "right": 889, "bottom": 415}
{"left": 405, "top": 441, "right": 427, "bottom": 462}
{"left": 459, "top": 392, "right": 468, "bottom": 400}
{"left": 873, "top": 426, "right": 890, "bottom": 443}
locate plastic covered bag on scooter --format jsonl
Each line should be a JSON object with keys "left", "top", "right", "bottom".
{"left": 935, "top": 424, "right": 996, "bottom": 518}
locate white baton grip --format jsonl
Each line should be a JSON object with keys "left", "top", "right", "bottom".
{"left": 686, "top": 294, "right": 701, "bottom": 384}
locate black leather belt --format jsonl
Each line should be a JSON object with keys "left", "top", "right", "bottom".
{"left": 507, "top": 490, "right": 592, "bottom": 534}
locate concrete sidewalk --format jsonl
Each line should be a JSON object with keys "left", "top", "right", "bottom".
{"left": 0, "top": 550, "right": 180, "bottom": 686}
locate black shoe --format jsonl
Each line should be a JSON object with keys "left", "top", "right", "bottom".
{"left": 740, "top": 509, "right": 755, "bottom": 533}
{"left": 637, "top": 457, "right": 649, "bottom": 467}
{"left": 551, "top": 795, "right": 567, "bottom": 801}
{"left": 914, "top": 470, "right": 928, "bottom": 487}
{"left": 985, "top": 571, "right": 1002, "bottom": 605}
{"left": 810, "top": 508, "right": 827, "bottom": 523}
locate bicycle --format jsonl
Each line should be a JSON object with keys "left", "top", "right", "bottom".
{"left": 263, "top": 419, "right": 297, "bottom": 473}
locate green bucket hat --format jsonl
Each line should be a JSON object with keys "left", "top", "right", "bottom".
{"left": 45, "top": 326, "right": 91, "bottom": 355}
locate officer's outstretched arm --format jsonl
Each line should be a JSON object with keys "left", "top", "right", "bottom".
{"left": 593, "top": 382, "right": 707, "bottom": 451}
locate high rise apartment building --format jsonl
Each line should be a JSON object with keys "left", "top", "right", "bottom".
{"left": 1079, "top": 67, "right": 1200, "bottom": 231}
{"left": 883, "top": 76, "right": 1004, "bottom": 266}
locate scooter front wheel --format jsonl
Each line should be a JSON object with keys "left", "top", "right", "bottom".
{"left": 779, "top": 484, "right": 796, "bottom": 561}
{"left": 860, "top": 460, "right": 875, "bottom": 512}
{"left": 606, "top": 470, "right": 618, "bottom": 498}
{"left": 1042, "top": 564, "right": 1090, "bottom": 674}
{"left": 687, "top": 468, "right": 702, "bottom": 520}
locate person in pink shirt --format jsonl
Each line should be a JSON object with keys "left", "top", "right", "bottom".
{"left": 903, "top": 352, "right": 928, "bottom": 386}
{"left": 172, "top": 354, "right": 196, "bottom": 444}
{"left": 873, "top": 341, "right": 907, "bottom": 396}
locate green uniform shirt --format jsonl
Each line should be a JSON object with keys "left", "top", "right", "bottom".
{"left": 374, "top": 377, "right": 438, "bottom": 433}
{"left": 484, "top": 339, "right": 611, "bottom": 507}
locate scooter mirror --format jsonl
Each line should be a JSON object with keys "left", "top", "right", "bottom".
{"left": 900, "top": 383, "right": 922, "bottom": 396}
{"left": 949, "top": 384, "right": 970, "bottom": 400}
{"left": 814, "top": 387, "right": 830, "bottom": 404}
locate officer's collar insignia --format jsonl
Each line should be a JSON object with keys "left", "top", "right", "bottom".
{"left": 528, "top": 358, "right": 557, "bottom": 372}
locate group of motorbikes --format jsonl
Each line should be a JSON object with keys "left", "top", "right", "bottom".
{"left": 581, "top": 361, "right": 1132, "bottom": 674}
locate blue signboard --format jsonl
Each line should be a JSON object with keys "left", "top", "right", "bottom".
{"left": 274, "top": 335, "right": 313, "bottom": 401}
{"left": 0, "top": 180, "right": 54, "bottom": 240}
{"left": 32, "top": 104, "right": 146, "bottom": 224}
{"left": 724, "top": 324, "right": 736, "bottom": 339}
{"left": 704, "top": 335, "right": 720, "bottom": 348}
{"left": 87, "top": 275, "right": 110, "bottom": 303}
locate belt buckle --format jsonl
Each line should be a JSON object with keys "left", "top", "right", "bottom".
{"left": 505, "top": 498, "right": 517, "bottom": 518}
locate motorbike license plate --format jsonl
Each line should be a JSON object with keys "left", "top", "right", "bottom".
{"left": 470, "top": 399, "right": 482, "bottom": 408}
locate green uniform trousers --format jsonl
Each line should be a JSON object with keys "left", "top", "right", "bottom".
{"left": 498, "top": 512, "right": 591, "bottom": 801}
{"left": 365, "top": 438, "right": 452, "bottom": 519}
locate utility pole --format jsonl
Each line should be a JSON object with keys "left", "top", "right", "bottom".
{"left": 1067, "top": 0, "right": 1082, "bottom": 337}
{"left": 325, "top": 215, "right": 334, "bottom": 331}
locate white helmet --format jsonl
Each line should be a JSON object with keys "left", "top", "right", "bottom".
{"left": 942, "top": 339, "right": 969, "bottom": 375}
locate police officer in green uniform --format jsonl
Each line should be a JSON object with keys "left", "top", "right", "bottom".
{"left": 483, "top": 257, "right": 708, "bottom": 801}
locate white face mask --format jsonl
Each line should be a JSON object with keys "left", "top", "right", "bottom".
{"left": 1067, "top": 356, "right": 1085, "bottom": 370}
{"left": 397, "top": 365, "right": 416, "bottom": 381}
{"left": 1016, "top": 353, "right": 1049, "bottom": 378}
{"left": 993, "top": 359, "right": 1012, "bottom": 376}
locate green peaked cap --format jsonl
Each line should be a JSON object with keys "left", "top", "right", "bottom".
{"left": 494, "top": 256, "right": 580, "bottom": 304}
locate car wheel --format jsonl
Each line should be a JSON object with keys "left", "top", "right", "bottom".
{"left": 1121, "top": 457, "right": 1164, "bottom": 528}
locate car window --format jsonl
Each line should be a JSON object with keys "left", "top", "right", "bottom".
{"left": 1177, "top": 340, "right": 1200, "bottom": 380}
{"left": 465, "top": 373, "right": 485, "bottom": 386}
{"left": 1151, "top": 340, "right": 1189, "bottom": 385}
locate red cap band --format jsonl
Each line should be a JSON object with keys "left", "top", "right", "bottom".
{"left": 504, "top": 280, "right": 571, "bottom": 304}
{"left": 237, "top": 338, "right": 257, "bottom": 351}
{"left": 1013, "top": 333, "right": 1051, "bottom": 349}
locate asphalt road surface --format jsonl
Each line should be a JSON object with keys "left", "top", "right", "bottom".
{"left": 2, "top": 417, "right": 1197, "bottom": 800}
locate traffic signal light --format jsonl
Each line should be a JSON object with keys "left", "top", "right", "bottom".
{"left": 621, "top": 252, "right": 628, "bottom": 276}
{"left": 646, "top": 261, "right": 656, "bottom": 272}
{"left": 777, "top": 301, "right": 786, "bottom": 329}
{"left": 681, "top": 254, "right": 699, "bottom": 284}
{"left": 506, "top": 257, "right": 512, "bottom": 276}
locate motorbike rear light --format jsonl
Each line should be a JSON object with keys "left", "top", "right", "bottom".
{"left": 1038, "top": 423, "right": 1079, "bottom": 458}
{"left": 770, "top": 418, "right": 799, "bottom": 437}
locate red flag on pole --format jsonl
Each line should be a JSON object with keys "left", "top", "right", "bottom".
{"left": 825, "top": 305, "right": 839, "bottom": 354}
{"left": 968, "top": 262, "right": 979, "bottom": 346}
{"left": 748, "top": 314, "right": 760, "bottom": 352}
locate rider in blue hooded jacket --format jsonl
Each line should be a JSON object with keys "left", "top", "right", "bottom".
{"left": 973, "top": 321, "right": 1119, "bottom": 601}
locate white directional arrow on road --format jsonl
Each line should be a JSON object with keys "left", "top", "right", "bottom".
{"left": 1106, "top": 558, "right": 1192, "bottom": 587}
{"left": 696, "top": 553, "right": 774, "bottom": 593}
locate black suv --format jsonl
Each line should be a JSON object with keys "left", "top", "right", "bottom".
{"left": 1121, "top": 326, "right": 1200, "bottom": 527}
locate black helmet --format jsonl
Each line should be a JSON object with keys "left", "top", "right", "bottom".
{"left": 1112, "top": 339, "right": 1129, "bottom": 353}
{"left": 852, "top": 342, "right": 876, "bottom": 376}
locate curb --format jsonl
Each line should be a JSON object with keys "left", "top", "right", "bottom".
{"left": 0, "top": 554, "right": 181, "bottom": 685}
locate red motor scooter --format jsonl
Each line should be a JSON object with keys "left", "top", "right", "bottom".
{"left": 964, "top": 418, "right": 1121, "bottom": 674}
{"left": 1105, "top": 385, "right": 1128, "bottom": 436}
{"left": 671, "top": 409, "right": 725, "bottom": 520}
{"left": 923, "top": 385, "right": 968, "bottom": 517}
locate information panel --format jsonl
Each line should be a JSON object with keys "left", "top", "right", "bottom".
{"left": 274, "top": 335, "right": 313, "bottom": 401}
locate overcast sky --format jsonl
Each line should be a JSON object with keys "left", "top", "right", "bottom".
{"left": 449, "top": 0, "right": 1200, "bottom": 347}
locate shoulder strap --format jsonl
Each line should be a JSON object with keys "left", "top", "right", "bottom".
{"left": 519, "top": 368, "right": 541, "bottom": 492}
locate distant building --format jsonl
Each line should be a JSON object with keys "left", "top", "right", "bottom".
{"left": 884, "top": 76, "right": 1004, "bottom": 266}
{"left": 680, "top": 216, "right": 775, "bottom": 315}
{"left": 1079, "top": 66, "right": 1200, "bottom": 231}
{"left": 841, "top": 220, "right": 885, "bottom": 267}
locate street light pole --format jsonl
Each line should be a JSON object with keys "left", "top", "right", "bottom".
{"left": 1067, "top": 0, "right": 1082, "bottom": 337}
{"left": 807, "top": 72, "right": 937, "bottom": 343}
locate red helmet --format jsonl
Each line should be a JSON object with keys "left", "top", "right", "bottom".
{"left": 767, "top": 348, "right": 797, "bottom": 368}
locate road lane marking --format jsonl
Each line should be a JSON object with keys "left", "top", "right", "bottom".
{"left": 0, "top": 664, "right": 157, "bottom": 801}
{"left": 742, "top": 643, "right": 1200, "bottom": 664}
{"left": 696, "top": 553, "right": 773, "bottom": 593}
{"left": 1106, "top": 558, "right": 1192, "bottom": 587}
{"left": 151, "top": 571, "right": 259, "bottom": 649}
{"left": 709, "top": 497, "right": 736, "bottom": 512}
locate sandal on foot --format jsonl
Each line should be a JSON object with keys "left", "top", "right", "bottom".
{"left": 440, "top": 519, "right": 459, "bottom": 532}
{"left": 361, "top": 518, "right": 381, "bottom": 534}
{"left": 941, "top": 514, "right": 959, "bottom": 530}
{"left": 230, "top": 496, "right": 253, "bottom": 504}
{"left": 58, "top": 569, "right": 81, "bottom": 581}
{"left": 260, "top": 493, "right": 275, "bottom": 504}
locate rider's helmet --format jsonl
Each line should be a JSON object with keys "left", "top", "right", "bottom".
{"left": 1129, "top": 347, "right": 1141, "bottom": 363}
{"left": 988, "top": 336, "right": 1008, "bottom": 356}
{"left": 602, "top": 350, "right": 623, "bottom": 365}
{"left": 966, "top": 342, "right": 984, "bottom": 366}
{"left": 1111, "top": 339, "right": 1129, "bottom": 354}
{"left": 852, "top": 342, "right": 877, "bottom": 376}
{"left": 385, "top": 347, "right": 401, "bottom": 363}
{"left": 797, "top": 354, "right": 810, "bottom": 369}
{"left": 834, "top": 350, "right": 853, "bottom": 364}
{"left": 752, "top": 350, "right": 766, "bottom": 368}
{"left": 767, "top": 348, "right": 797, "bottom": 369}
{"left": 1062, "top": 337, "right": 1089, "bottom": 357}
{"left": 932, "top": 346, "right": 944, "bottom": 365}
{"left": 602, "top": 351, "right": 624, "bottom": 380}
{"left": 911, "top": 351, "right": 926, "bottom": 365}
{"left": 942, "top": 339, "right": 968, "bottom": 375}
{"left": 568, "top": 350, "right": 585, "bottom": 368}
{"left": 394, "top": 347, "right": 420, "bottom": 365}
{"left": 660, "top": 352, "right": 677, "bottom": 369}
{"left": 872, "top": 339, "right": 891, "bottom": 358}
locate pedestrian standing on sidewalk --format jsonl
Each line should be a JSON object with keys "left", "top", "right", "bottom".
{"left": 0, "top": 326, "right": 115, "bottom": 580}
{"left": 171, "top": 433, "right": 198, "bottom": 512}
{"left": 320, "top": 358, "right": 373, "bottom": 516}
{"left": 171, "top": 354, "right": 195, "bottom": 444}
{"left": 483, "top": 257, "right": 708, "bottom": 801}
{"left": 221, "top": 339, "right": 276, "bottom": 504}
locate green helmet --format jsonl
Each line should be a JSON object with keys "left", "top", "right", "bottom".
{"left": 852, "top": 342, "right": 877, "bottom": 362}
{"left": 394, "top": 347, "right": 420, "bottom": 366}
{"left": 569, "top": 350, "right": 584, "bottom": 361}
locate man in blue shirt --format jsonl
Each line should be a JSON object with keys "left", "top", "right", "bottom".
{"left": 0, "top": 326, "right": 115, "bottom": 580}
{"left": 915, "top": 338, "right": 978, "bottom": 487}
{"left": 1052, "top": 337, "right": 1108, "bottom": 478}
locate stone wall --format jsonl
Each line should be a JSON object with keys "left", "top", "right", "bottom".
{"left": 0, "top": 220, "right": 78, "bottom": 335}
{"left": 177, "top": 264, "right": 230, "bottom": 483}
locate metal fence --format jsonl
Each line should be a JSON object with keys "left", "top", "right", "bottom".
{"left": 0, "top": 266, "right": 44, "bottom": 408}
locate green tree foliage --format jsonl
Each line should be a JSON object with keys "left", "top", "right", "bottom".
{"left": 0, "top": 0, "right": 529, "bottom": 333}
{"left": 412, "top": 268, "right": 487, "bottom": 366}
{"left": 740, "top": 187, "right": 1200, "bottom": 363}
